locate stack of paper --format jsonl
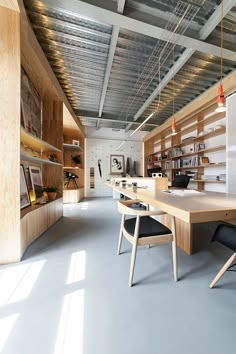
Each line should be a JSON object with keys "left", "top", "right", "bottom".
{"left": 170, "top": 189, "right": 205, "bottom": 196}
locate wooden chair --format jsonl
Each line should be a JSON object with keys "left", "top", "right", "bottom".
{"left": 117, "top": 199, "right": 178, "bottom": 287}
{"left": 209, "top": 223, "right": 236, "bottom": 288}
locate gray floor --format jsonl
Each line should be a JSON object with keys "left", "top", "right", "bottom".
{"left": 0, "top": 197, "right": 235, "bottom": 354}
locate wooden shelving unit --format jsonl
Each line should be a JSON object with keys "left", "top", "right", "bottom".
{"left": 145, "top": 106, "right": 226, "bottom": 191}
{"left": 63, "top": 133, "right": 85, "bottom": 203}
{"left": 21, "top": 126, "right": 62, "bottom": 153}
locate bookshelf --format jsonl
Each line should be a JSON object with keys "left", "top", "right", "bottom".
{"left": 145, "top": 107, "right": 226, "bottom": 191}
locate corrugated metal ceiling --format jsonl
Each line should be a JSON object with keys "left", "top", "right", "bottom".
{"left": 23, "top": 0, "right": 236, "bottom": 133}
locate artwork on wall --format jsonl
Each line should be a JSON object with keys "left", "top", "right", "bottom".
{"left": 21, "top": 67, "right": 42, "bottom": 138}
{"left": 29, "top": 166, "right": 44, "bottom": 200}
{"left": 110, "top": 155, "right": 125, "bottom": 174}
{"left": 20, "top": 165, "right": 31, "bottom": 209}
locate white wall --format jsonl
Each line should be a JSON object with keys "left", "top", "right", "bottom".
{"left": 85, "top": 138, "right": 143, "bottom": 197}
{"left": 226, "top": 92, "right": 236, "bottom": 194}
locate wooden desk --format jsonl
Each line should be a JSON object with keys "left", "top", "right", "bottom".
{"left": 107, "top": 183, "right": 236, "bottom": 255}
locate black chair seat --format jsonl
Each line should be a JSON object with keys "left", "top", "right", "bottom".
{"left": 124, "top": 216, "right": 171, "bottom": 237}
{"left": 212, "top": 224, "right": 236, "bottom": 251}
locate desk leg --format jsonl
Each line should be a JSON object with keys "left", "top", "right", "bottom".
{"left": 161, "top": 215, "right": 192, "bottom": 255}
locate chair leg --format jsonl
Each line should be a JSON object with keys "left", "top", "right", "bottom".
{"left": 117, "top": 214, "right": 125, "bottom": 255}
{"left": 171, "top": 216, "right": 178, "bottom": 282}
{"left": 209, "top": 253, "right": 236, "bottom": 289}
{"left": 129, "top": 216, "right": 140, "bottom": 287}
{"left": 129, "top": 238, "right": 138, "bottom": 287}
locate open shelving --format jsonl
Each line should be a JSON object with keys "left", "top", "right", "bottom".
{"left": 145, "top": 103, "right": 226, "bottom": 192}
{"left": 63, "top": 143, "right": 83, "bottom": 152}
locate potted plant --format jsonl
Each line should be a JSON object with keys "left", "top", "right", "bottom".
{"left": 43, "top": 187, "right": 58, "bottom": 201}
{"left": 71, "top": 154, "right": 81, "bottom": 167}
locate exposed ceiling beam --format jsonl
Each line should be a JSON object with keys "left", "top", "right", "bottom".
{"left": 98, "top": 0, "right": 126, "bottom": 119}
{"left": 125, "top": 0, "right": 236, "bottom": 131}
{"left": 42, "top": 0, "right": 236, "bottom": 61}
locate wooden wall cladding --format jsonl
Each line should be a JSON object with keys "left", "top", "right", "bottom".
{"left": 20, "top": 198, "right": 63, "bottom": 257}
{"left": 0, "top": 6, "right": 21, "bottom": 264}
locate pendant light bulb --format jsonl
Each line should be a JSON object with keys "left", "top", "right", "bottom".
{"left": 215, "top": 83, "right": 226, "bottom": 112}
{"left": 171, "top": 116, "right": 177, "bottom": 135}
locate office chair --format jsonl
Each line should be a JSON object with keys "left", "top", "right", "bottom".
{"left": 172, "top": 175, "right": 190, "bottom": 188}
{"left": 209, "top": 223, "right": 236, "bottom": 288}
{"left": 117, "top": 199, "right": 178, "bottom": 287}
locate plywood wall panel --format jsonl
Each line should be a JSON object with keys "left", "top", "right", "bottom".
{"left": 0, "top": 6, "right": 21, "bottom": 264}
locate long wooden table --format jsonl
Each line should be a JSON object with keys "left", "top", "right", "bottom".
{"left": 107, "top": 183, "right": 236, "bottom": 255}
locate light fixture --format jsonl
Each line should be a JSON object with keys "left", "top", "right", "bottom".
{"left": 117, "top": 140, "right": 126, "bottom": 150}
{"left": 171, "top": 116, "right": 177, "bottom": 135}
{"left": 215, "top": 0, "right": 226, "bottom": 113}
{"left": 129, "top": 112, "right": 155, "bottom": 138}
{"left": 171, "top": 44, "right": 177, "bottom": 136}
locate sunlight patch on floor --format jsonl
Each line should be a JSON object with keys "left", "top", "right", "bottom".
{"left": 81, "top": 202, "right": 88, "bottom": 210}
{"left": 0, "top": 314, "right": 19, "bottom": 352}
{"left": 54, "top": 289, "right": 84, "bottom": 354}
{"left": 67, "top": 251, "right": 86, "bottom": 284}
{"left": 0, "top": 260, "right": 46, "bottom": 306}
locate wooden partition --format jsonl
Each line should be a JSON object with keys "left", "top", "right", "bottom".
{"left": 0, "top": 5, "right": 21, "bottom": 264}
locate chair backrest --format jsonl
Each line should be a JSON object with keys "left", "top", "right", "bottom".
{"left": 212, "top": 223, "right": 236, "bottom": 251}
{"left": 172, "top": 175, "right": 190, "bottom": 188}
{"left": 117, "top": 199, "right": 165, "bottom": 217}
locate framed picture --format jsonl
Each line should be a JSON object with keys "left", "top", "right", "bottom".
{"left": 21, "top": 67, "right": 42, "bottom": 138}
{"left": 20, "top": 165, "right": 31, "bottom": 209}
{"left": 29, "top": 166, "right": 44, "bottom": 200}
{"left": 110, "top": 155, "right": 125, "bottom": 174}
{"left": 72, "top": 139, "right": 80, "bottom": 146}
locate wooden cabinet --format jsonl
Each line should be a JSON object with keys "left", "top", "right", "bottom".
{"left": 20, "top": 198, "right": 63, "bottom": 256}
{"left": 145, "top": 109, "right": 226, "bottom": 191}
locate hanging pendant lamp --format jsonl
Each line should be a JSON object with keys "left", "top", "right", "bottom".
{"left": 215, "top": 0, "right": 226, "bottom": 113}
{"left": 171, "top": 44, "right": 177, "bottom": 136}
{"left": 172, "top": 116, "right": 177, "bottom": 135}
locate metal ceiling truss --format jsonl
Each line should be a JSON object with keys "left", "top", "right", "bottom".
{"left": 23, "top": 0, "right": 236, "bottom": 133}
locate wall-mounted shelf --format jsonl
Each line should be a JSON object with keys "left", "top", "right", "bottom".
{"left": 20, "top": 150, "right": 62, "bottom": 165}
{"left": 171, "top": 145, "right": 226, "bottom": 160}
{"left": 193, "top": 180, "right": 226, "bottom": 183}
{"left": 173, "top": 163, "right": 226, "bottom": 170}
{"left": 63, "top": 143, "right": 83, "bottom": 152}
{"left": 63, "top": 166, "right": 84, "bottom": 170}
{"left": 21, "top": 126, "right": 61, "bottom": 152}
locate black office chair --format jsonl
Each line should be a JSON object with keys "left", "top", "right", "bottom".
{"left": 209, "top": 223, "right": 236, "bottom": 288}
{"left": 172, "top": 175, "right": 190, "bottom": 188}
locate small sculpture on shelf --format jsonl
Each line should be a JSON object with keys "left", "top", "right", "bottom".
{"left": 71, "top": 154, "right": 81, "bottom": 167}
{"left": 64, "top": 171, "right": 79, "bottom": 189}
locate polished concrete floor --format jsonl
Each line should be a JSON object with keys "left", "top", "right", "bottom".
{"left": 0, "top": 197, "right": 235, "bottom": 354}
